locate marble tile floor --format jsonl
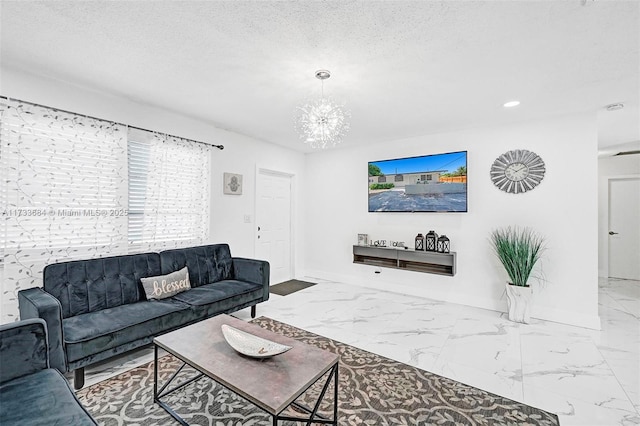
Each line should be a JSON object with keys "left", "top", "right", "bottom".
{"left": 77, "top": 277, "right": 639, "bottom": 426}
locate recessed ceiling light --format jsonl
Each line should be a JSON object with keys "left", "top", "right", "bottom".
{"left": 503, "top": 101, "right": 520, "bottom": 108}
{"left": 605, "top": 103, "right": 624, "bottom": 111}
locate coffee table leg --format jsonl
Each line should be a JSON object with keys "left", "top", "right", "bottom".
{"left": 153, "top": 344, "right": 158, "bottom": 402}
{"left": 277, "top": 363, "right": 339, "bottom": 425}
{"left": 153, "top": 348, "right": 201, "bottom": 426}
{"left": 333, "top": 363, "right": 339, "bottom": 425}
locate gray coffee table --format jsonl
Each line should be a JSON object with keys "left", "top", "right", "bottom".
{"left": 153, "top": 314, "right": 339, "bottom": 425}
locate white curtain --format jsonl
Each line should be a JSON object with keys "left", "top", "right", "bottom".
{"left": 127, "top": 128, "right": 211, "bottom": 253}
{"left": 0, "top": 99, "right": 128, "bottom": 322}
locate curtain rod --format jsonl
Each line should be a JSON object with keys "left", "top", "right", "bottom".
{"left": 0, "top": 95, "right": 224, "bottom": 150}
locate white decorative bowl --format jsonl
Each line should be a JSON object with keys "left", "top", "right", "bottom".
{"left": 221, "top": 324, "right": 292, "bottom": 358}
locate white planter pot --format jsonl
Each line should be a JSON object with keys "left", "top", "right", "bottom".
{"left": 505, "top": 283, "right": 532, "bottom": 324}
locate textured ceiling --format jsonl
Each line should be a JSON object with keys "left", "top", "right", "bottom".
{"left": 1, "top": 1, "right": 638, "bottom": 152}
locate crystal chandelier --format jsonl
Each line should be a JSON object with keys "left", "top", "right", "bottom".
{"left": 295, "top": 70, "right": 350, "bottom": 149}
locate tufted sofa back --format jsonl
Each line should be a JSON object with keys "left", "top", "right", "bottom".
{"left": 159, "top": 244, "right": 233, "bottom": 287}
{"left": 43, "top": 253, "right": 161, "bottom": 319}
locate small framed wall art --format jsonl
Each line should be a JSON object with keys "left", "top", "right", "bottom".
{"left": 223, "top": 172, "right": 243, "bottom": 195}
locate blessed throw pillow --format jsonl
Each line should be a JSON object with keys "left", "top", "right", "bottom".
{"left": 141, "top": 267, "right": 191, "bottom": 300}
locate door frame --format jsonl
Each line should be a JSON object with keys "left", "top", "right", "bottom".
{"left": 254, "top": 166, "right": 296, "bottom": 283}
{"left": 603, "top": 174, "right": 639, "bottom": 278}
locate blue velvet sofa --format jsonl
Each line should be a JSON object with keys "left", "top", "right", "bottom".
{"left": 18, "top": 244, "right": 269, "bottom": 389}
{"left": 0, "top": 318, "right": 97, "bottom": 425}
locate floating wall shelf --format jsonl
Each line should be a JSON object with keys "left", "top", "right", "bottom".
{"left": 352, "top": 245, "right": 456, "bottom": 277}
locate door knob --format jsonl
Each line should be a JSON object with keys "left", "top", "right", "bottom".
{"left": 258, "top": 226, "right": 261, "bottom": 231}
{"left": 609, "top": 231, "right": 619, "bottom": 235}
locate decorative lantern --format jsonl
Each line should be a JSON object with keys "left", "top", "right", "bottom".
{"left": 425, "top": 230, "right": 438, "bottom": 252}
{"left": 437, "top": 235, "right": 450, "bottom": 253}
{"left": 414, "top": 233, "right": 424, "bottom": 251}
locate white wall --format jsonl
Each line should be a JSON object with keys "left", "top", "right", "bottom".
{"left": 598, "top": 154, "right": 640, "bottom": 277}
{"left": 1, "top": 67, "right": 602, "bottom": 328}
{"left": 304, "top": 113, "right": 600, "bottom": 329}
{"left": 0, "top": 67, "right": 306, "bottom": 321}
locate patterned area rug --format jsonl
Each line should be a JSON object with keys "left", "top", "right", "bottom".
{"left": 77, "top": 317, "right": 559, "bottom": 425}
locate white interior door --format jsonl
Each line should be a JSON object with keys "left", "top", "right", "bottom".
{"left": 255, "top": 170, "right": 292, "bottom": 285}
{"left": 608, "top": 178, "right": 640, "bottom": 280}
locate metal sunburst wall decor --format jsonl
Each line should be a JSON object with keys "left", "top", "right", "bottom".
{"left": 490, "top": 149, "right": 546, "bottom": 194}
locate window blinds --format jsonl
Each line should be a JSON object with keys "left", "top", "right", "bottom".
{"left": 0, "top": 99, "right": 213, "bottom": 322}
{"left": 0, "top": 99, "right": 128, "bottom": 320}
{"left": 127, "top": 128, "right": 211, "bottom": 253}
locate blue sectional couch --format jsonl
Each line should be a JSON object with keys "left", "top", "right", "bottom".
{"left": 0, "top": 318, "right": 97, "bottom": 425}
{"left": 18, "top": 244, "right": 269, "bottom": 389}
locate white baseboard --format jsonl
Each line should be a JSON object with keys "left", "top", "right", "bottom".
{"left": 304, "top": 269, "right": 602, "bottom": 331}
{"left": 531, "top": 306, "right": 601, "bottom": 330}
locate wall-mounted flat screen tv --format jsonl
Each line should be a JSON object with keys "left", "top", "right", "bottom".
{"left": 368, "top": 151, "right": 467, "bottom": 212}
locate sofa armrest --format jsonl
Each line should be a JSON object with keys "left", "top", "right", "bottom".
{"left": 0, "top": 318, "right": 49, "bottom": 383}
{"left": 18, "top": 288, "right": 67, "bottom": 373}
{"left": 232, "top": 257, "right": 270, "bottom": 302}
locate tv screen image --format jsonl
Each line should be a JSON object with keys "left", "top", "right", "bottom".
{"left": 368, "top": 151, "right": 467, "bottom": 212}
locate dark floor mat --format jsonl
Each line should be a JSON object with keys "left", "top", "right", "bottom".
{"left": 270, "top": 279, "right": 316, "bottom": 296}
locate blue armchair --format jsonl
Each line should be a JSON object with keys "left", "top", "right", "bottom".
{"left": 0, "top": 319, "right": 96, "bottom": 425}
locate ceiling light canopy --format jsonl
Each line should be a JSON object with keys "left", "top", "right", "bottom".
{"left": 295, "top": 70, "right": 350, "bottom": 149}
{"left": 503, "top": 101, "right": 521, "bottom": 108}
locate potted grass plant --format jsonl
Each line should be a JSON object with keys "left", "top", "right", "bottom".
{"left": 490, "top": 226, "right": 546, "bottom": 323}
